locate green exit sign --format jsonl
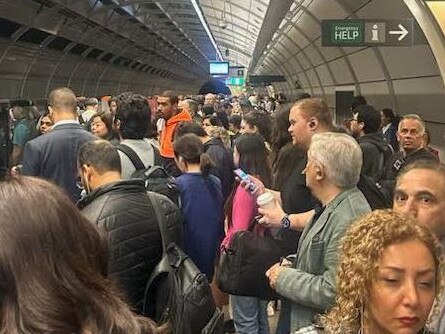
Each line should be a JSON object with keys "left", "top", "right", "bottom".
{"left": 225, "top": 77, "right": 245, "bottom": 86}
{"left": 323, "top": 20, "right": 364, "bottom": 46}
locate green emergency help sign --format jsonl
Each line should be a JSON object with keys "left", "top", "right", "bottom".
{"left": 322, "top": 20, "right": 365, "bottom": 46}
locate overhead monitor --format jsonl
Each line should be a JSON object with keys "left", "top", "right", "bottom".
{"left": 209, "top": 61, "right": 229, "bottom": 75}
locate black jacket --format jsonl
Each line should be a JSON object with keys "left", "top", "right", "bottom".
{"left": 78, "top": 180, "right": 163, "bottom": 314}
{"left": 384, "top": 147, "right": 437, "bottom": 180}
{"left": 357, "top": 132, "right": 391, "bottom": 180}
{"left": 204, "top": 137, "right": 235, "bottom": 202}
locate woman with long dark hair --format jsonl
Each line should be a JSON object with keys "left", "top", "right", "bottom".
{"left": 0, "top": 176, "right": 165, "bottom": 334}
{"left": 174, "top": 133, "right": 224, "bottom": 281}
{"left": 221, "top": 133, "right": 272, "bottom": 334}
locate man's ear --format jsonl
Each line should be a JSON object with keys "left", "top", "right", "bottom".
{"left": 82, "top": 164, "right": 93, "bottom": 177}
{"left": 308, "top": 117, "right": 318, "bottom": 131}
{"left": 114, "top": 119, "right": 121, "bottom": 131}
{"left": 315, "top": 165, "right": 324, "bottom": 181}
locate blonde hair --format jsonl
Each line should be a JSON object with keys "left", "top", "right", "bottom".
{"left": 207, "top": 125, "right": 231, "bottom": 149}
{"left": 323, "top": 209, "right": 445, "bottom": 333}
{"left": 293, "top": 98, "right": 333, "bottom": 128}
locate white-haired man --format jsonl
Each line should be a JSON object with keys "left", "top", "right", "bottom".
{"left": 384, "top": 114, "right": 436, "bottom": 181}
{"left": 266, "top": 133, "right": 371, "bottom": 332}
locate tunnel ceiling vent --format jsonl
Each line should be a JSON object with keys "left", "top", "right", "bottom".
{"left": 0, "top": 18, "right": 22, "bottom": 38}
{"left": 18, "top": 28, "right": 51, "bottom": 45}
{"left": 47, "top": 36, "right": 71, "bottom": 51}
{"left": 101, "top": 53, "right": 114, "bottom": 62}
{"left": 68, "top": 43, "right": 89, "bottom": 56}
{"left": 86, "top": 48, "right": 102, "bottom": 59}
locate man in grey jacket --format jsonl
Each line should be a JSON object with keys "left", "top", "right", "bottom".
{"left": 265, "top": 132, "right": 371, "bottom": 332}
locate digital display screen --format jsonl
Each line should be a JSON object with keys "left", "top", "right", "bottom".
{"left": 209, "top": 62, "right": 229, "bottom": 75}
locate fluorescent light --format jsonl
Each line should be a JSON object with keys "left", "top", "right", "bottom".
{"left": 190, "top": 0, "right": 224, "bottom": 61}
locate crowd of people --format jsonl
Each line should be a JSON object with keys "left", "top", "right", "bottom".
{"left": 0, "top": 86, "right": 444, "bottom": 334}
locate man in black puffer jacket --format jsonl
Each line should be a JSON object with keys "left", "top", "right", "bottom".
{"left": 77, "top": 139, "right": 181, "bottom": 314}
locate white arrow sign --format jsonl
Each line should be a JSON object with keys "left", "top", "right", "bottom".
{"left": 389, "top": 24, "right": 409, "bottom": 41}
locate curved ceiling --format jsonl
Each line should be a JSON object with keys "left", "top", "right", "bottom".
{"left": 198, "top": 0, "right": 271, "bottom": 67}
{"left": 0, "top": 0, "right": 444, "bottom": 134}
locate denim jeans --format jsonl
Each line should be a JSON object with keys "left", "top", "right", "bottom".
{"left": 231, "top": 295, "right": 270, "bottom": 334}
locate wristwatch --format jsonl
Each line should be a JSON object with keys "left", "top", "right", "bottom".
{"left": 280, "top": 214, "right": 291, "bottom": 229}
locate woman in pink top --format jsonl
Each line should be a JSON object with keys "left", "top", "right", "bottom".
{"left": 222, "top": 133, "right": 272, "bottom": 334}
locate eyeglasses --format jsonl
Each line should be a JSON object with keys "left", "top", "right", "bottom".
{"left": 75, "top": 178, "right": 84, "bottom": 190}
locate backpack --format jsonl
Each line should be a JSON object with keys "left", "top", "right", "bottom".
{"left": 143, "top": 192, "right": 224, "bottom": 334}
{"left": 357, "top": 173, "right": 392, "bottom": 210}
{"left": 116, "top": 143, "right": 181, "bottom": 208}
{"left": 368, "top": 140, "right": 394, "bottom": 180}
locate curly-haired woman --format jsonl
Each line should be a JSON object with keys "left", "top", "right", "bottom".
{"left": 297, "top": 209, "right": 444, "bottom": 334}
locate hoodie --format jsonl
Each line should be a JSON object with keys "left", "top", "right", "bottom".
{"left": 357, "top": 132, "right": 392, "bottom": 180}
{"left": 159, "top": 109, "right": 192, "bottom": 158}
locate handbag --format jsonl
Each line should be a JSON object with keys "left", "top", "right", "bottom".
{"left": 216, "top": 229, "right": 291, "bottom": 300}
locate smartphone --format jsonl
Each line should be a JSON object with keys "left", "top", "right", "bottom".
{"left": 233, "top": 168, "right": 257, "bottom": 193}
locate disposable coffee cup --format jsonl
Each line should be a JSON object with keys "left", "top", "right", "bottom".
{"left": 256, "top": 192, "right": 276, "bottom": 211}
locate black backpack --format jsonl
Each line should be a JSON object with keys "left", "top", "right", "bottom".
{"left": 357, "top": 173, "right": 392, "bottom": 210}
{"left": 368, "top": 140, "right": 394, "bottom": 180}
{"left": 143, "top": 192, "right": 224, "bottom": 334}
{"left": 116, "top": 143, "right": 181, "bottom": 208}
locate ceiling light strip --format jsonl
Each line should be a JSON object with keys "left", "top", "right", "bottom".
{"left": 190, "top": 0, "right": 224, "bottom": 61}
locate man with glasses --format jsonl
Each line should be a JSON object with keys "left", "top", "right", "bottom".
{"left": 349, "top": 104, "right": 393, "bottom": 180}
{"left": 21, "top": 87, "right": 95, "bottom": 202}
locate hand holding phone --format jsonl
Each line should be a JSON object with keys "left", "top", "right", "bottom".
{"left": 233, "top": 168, "right": 257, "bottom": 193}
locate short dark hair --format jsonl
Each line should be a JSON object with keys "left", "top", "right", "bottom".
{"left": 114, "top": 92, "right": 151, "bottom": 139}
{"left": 350, "top": 95, "right": 367, "bottom": 112}
{"left": 84, "top": 97, "right": 99, "bottom": 107}
{"left": 355, "top": 104, "right": 381, "bottom": 134}
{"left": 183, "top": 99, "right": 198, "bottom": 116}
{"left": 174, "top": 121, "right": 206, "bottom": 140}
{"left": 398, "top": 159, "right": 445, "bottom": 181}
{"left": 78, "top": 140, "right": 121, "bottom": 174}
{"left": 242, "top": 112, "right": 272, "bottom": 143}
{"left": 160, "top": 90, "right": 178, "bottom": 106}
{"left": 202, "top": 105, "right": 214, "bottom": 116}
{"left": 229, "top": 114, "right": 242, "bottom": 129}
{"left": 173, "top": 134, "right": 214, "bottom": 176}
{"left": 208, "top": 115, "right": 223, "bottom": 127}
{"left": 382, "top": 108, "right": 395, "bottom": 120}
{"left": 48, "top": 87, "right": 77, "bottom": 112}
{"left": 90, "top": 111, "right": 114, "bottom": 134}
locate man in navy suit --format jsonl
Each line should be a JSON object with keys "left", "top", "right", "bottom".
{"left": 22, "top": 87, "right": 95, "bottom": 202}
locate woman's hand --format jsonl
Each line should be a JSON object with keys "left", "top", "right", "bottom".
{"left": 238, "top": 174, "right": 266, "bottom": 196}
